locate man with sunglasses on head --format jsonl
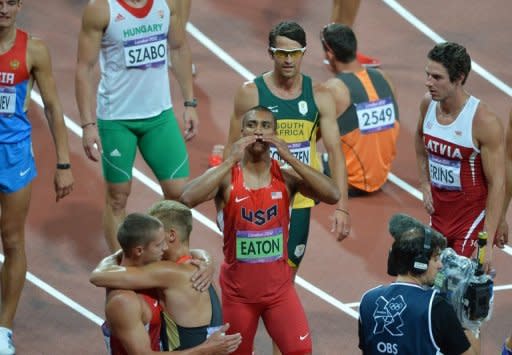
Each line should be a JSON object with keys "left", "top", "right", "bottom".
{"left": 330, "top": 0, "right": 380, "bottom": 67}
{"left": 225, "top": 21, "right": 350, "bottom": 280}
{"left": 321, "top": 23, "right": 399, "bottom": 197}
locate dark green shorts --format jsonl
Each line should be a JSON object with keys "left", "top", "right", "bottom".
{"left": 98, "top": 108, "right": 190, "bottom": 183}
{"left": 287, "top": 207, "right": 311, "bottom": 268}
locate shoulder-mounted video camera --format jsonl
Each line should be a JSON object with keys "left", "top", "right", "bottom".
{"left": 434, "top": 246, "right": 494, "bottom": 332}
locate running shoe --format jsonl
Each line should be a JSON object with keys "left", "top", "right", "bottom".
{"left": 323, "top": 53, "right": 381, "bottom": 68}
{"left": 0, "top": 327, "right": 15, "bottom": 355}
{"left": 357, "top": 52, "right": 381, "bottom": 68}
{"left": 208, "top": 145, "right": 224, "bottom": 168}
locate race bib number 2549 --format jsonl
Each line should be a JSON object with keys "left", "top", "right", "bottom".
{"left": 355, "top": 97, "right": 396, "bottom": 134}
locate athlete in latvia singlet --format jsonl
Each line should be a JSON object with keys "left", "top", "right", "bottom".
{"left": 423, "top": 96, "right": 486, "bottom": 256}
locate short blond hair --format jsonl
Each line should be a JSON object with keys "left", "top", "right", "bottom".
{"left": 148, "top": 200, "right": 192, "bottom": 242}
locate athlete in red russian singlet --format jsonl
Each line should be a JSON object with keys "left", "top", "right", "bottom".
{"left": 415, "top": 42, "right": 504, "bottom": 273}
{"left": 180, "top": 106, "right": 340, "bottom": 355}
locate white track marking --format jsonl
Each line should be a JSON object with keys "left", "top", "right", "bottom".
{"left": 0, "top": 254, "right": 103, "bottom": 325}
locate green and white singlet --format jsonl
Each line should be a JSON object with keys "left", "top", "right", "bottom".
{"left": 98, "top": 0, "right": 172, "bottom": 120}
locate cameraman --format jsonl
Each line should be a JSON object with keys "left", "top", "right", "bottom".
{"left": 358, "top": 220, "right": 479, "bottom": 354}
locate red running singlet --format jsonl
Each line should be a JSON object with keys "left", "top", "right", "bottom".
{"left": 219, "top": 159, "right": 293, "bottom": 303}
{"left": 103, "top": 292, "right": 162, "bottom": 354}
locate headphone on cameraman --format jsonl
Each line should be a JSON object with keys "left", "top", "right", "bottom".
{"left": 411, "top": 226, "right": 432, "bottom": 275}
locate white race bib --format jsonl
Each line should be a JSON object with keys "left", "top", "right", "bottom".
{"left": 355, "top": 97, "right": 396, "bottom": 134}
{"left": 269, "top": 140, "right": 310, "bottom": 167}
{"left": 123, "top": 34, "right": 167, "bottom": 69}
{"left": 429, "top": 154, "right": 462, "bottom": 190}
{"left": 0, "top": 86, "right": 16, "bottom": 117}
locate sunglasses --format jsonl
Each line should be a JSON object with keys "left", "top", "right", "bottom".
{"left": 269, "top": 47, "right": 306, "bottom": 60}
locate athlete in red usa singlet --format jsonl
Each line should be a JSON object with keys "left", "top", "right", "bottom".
{"left": 221, "top": 159, "right": 291, "bottom": 301}
{"left": 103, "top": 292, "right": 162, "bottom": 355}
{"left": 415, "top": 42, "right": 504, "bottom": 270}
{"left": 219, "top": 159, "right": 310, "bottom": 354}
{"left": 180, "top": 106, "right": 340, "bottom": 354}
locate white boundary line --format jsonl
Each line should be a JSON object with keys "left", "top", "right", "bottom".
{"left": 0, "top": 253, "right": 103, "bottom": 325}
{"left": 381, "top": 0, "right": 512, "bottom": 97}
{"left": 494, "top": 284, "right": 512, "bottom": 292}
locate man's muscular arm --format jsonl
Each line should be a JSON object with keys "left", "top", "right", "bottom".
{"left": 315, "top": 83, "right": 350, "bottom": 240}
{"left": 167, "top": 0, "right": 198, "bottom": 140}
{"left": 181, "top": 135, "right": 257, "bottom": 208}
{"left": 415, "top": 95, "right": 434, "bottom": 214}
{"left": 475, "top": 105, "right": 505, "bottom": 271}
{"left": 30, "top": 37, "right": 74, "bottom": 201}
{"left": 497, "top": 108, "right": 512, "bottom": 246}
{"left": 90, "top": 259, "right": 186, "bottom": 289}
{"left": 224, "top": 82, "right": 259, "bottom": 158}
{"left": 267, "top": 135, "right": 340, "bottom": 204}
{"left": 75, "top": 0, "right": 108, "bottom": 161}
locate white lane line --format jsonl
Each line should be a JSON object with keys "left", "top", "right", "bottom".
{"left": 494, "top": 284, "right": 512, "bottom": 291}
{"left": 387, "top": 173, "right": 423, "bottom": 200}
{"left": 0, "top": 253, "right": 103, "bottom": 325}
{"left": 297, "top": 277, "right": 359, "bottom": 319}
{"left": 381, "top": 0, "right": 512, "bottom": 97}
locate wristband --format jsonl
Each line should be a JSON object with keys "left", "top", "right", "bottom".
{"left": 56, "top": 163, "right": 71, "bottom": 170}
{"left": 336, "top": 208, "right": 349, "bottom": 215}
{"left": 81, "top": 122, "right": 96, "bottom": 129}
{"left": 184, "top": 98, "right": 197, "bottom": 107}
